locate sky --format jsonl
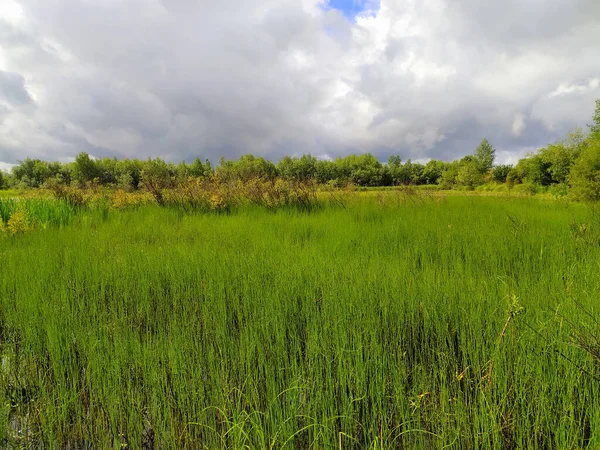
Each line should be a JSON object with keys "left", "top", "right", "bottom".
{"left": 0, "top": 0, "right": 599, "bottom": 170}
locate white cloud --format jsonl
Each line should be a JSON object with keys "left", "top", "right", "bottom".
{"left": 0, "top": 0, "right": 599, "bottom": 164}
{"left": 511, "top": 114, "right": 526, "bottom": 137}
{"left": 0, "top": 161, "right": 16, "bottom": 172}
{"left": 495, "top": 148, "right": 535, "bottom": 166}
{"left": 0, "top": 0, "right": 24, "bottom": 25}
{"left": 549, "top": 77, "right": 600, "bottom": 98}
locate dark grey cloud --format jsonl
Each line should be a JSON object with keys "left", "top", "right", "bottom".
{"left": 0, "top": 69, "right": 33, "bottom": 105}
{"left": 0, "top": 0, "right": 598, "bottom": 166}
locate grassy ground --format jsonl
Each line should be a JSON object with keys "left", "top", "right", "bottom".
{"left": 0, "top": 195, "right": 599, "bottom": 448}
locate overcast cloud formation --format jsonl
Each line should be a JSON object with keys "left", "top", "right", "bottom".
{"left": 0, "top": 0, "right": 599, "bottom": 167}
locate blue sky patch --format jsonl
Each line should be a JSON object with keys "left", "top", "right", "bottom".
{"left": 325, "top": 0, "right": 380, "bottom": 21}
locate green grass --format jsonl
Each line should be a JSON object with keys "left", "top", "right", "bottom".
{"left": 0, "top": 196, "right": 599, "bottom": 448}
{"left": 0, "top": 197, "right": 79, "bottom": 229}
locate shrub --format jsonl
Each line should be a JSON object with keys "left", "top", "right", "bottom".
{"left": 46, "top": 179, "right": 90, "bottom": 208}
{"left": 569, "top": 137, "right": 600, "bottom": 202}
{"left": 511, "top": 182, "right": 539, "bottom": 195}
{"left": 7, "top": 208, "right": 31, "bottom": 234}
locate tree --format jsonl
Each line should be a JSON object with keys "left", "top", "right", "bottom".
{"left": 295, "top": 154, "right": 317, "bottom": 181}
{"left": 456, "top": 157, "right": 483, "bottom": 189}
{"left": 189, "top": 158, "right": 206, "bottom": 178}
{"left": 140, "top": 158, "right": 176, "bottom": 205}
{"left": 588, "top": 98, "right": 600, "bottom": 138}
{"left": 492, "top": 164, "right": 512, "bottom": 183}
{"left": 409, "top": 162, "right": 426, "bottom": 184}
{"left": 349, "top": 154, "right": 384, "bottom": 186}
{"left": 277, "top": 154, "right": 317, "bottom": 181}
{"left": 538, "top": 144, "right": 575, "bottom": 184}
{"left": 73, "top": 152, "right": 100, "bottom": 186}
{"left": 422, "top": 159, "right": 447, "bottom": 185}
{"left": 439, "top": 161, "right": 460, "bottom": 188}
{"left": 388, "top": 155, "right": 402, "bottom": 168}
{"left": 391, "top": 159, "right": 413, "bottom": 185}
{"left": 512, "top": 153, "right": 552, "bottom": 186}
{"left": 116, "top": 159, "right": 143, "bottom": 189}
{"left": 473, "top": 139, "right": 496, "bottom": 173}
{"left": 387, "top": 156, "right": 402, "bottom": 185}
{"left": 203, "top": 159, "right": 214, "bottom": 177}
{"left": 217, "top": 154, "right": 277, "bottom": 182}
{"left": 387, "top": 158, "right": 425, "bottom": 185}
{"left": 333, "top": 153, "right": 384, "bottom": 186}
{"left": 315, "top": 159, "right": 338, "bottom": 185}
{"left": 11, "top": 158, "right": 58, "bottom": 187}
{"left": 569, "top": 135, "right": 600, "bottom": 201}
{"left": 176, "top": 160, "right": 190, "bottom": 182}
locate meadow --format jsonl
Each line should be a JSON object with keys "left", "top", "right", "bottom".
{"left": 0, "top": 192, "right": 599, "bottom": 448}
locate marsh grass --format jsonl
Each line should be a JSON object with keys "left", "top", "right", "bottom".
{"left": 0, "top": 196, "right": 599, "bottom": 448}
{"left": 0, "top": 197, "right": 78, "bottom": 231}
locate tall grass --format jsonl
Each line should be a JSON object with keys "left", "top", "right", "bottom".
{"left": 0, "top": 196, "right": 599, "bottom": 448}
{"left": 0, "top": 197, "right": 78, "bottom": 230}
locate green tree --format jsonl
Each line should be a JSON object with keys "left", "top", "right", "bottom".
{"left": 12, "top": 158, "right": 35, "bottom": 186}
{"left": 333, "top": 154, "right": 384, "bottom": 186}
{"left": 315, "top": 159, "right": 338, "bottom": 185}
{"left": 11, "top": 158, "right": 58, "bottom": 187}
{"left": 295, "top": 154, "right": 317, "bottom": 181}
{"left": 439, "top": 161, "right": 460, "bottom": 188}
{"left": 350, "top": 154, "right": 384, "bottom": 186}
{"left": 2, "top": 172, "right": 15, "bottom": 189}
{"left": 569, "top": 136, "right": 600, "bottom": 201}
{"left": 277, "top": 154, "right": 317, "bottom": 181}
{"left": 456, "top": 157, "right": 483, "bottom": 189}
{"left": 203, "top": 159, "right": 214, "bottom": 177}
{"left": 388, "top": 159, "right": 425, "bottom": 185}
{"left": 473, "top": 139, "right": 496, "bottom": 173}
{"left": 73, "top": 152, "right": 100, "bottom": 186}
{"left": 388, "top": 155, "right": 402, "bottom": 168}
{"left": 492, "top": 164, "right": 512, "bottom": 183}
{"left": 176, "top": 161, "right": 190, "bottom": 182}
{"left": 410, "top": 162, "right": 426, "bottom": 184}
{"left": 188, "top": 158, "right": 206, "bottom": 178}
{"left": 588, "top": 98, "right": 600, "bottom": 138}
{"left": 140, "top": 158, "right": 176, "bottom": 204}
{"left": 387, "top": 156, "right": 402, "bottom": 185}
{"left": 96, "top": 157, "right": 120, "bottom": 185}
{"left": 47, "top": 161, "right": 71, "bottom": 185}
{"left": 277, "top": 156, "right": 295, "bottom": 180}
{"left": 217, "top": 154, "right": 277, "bottom": 182}
{"left": 538, "top": 144, "right": 575, "bottom": 184}
{"left": 511, "top": 153, "right": 551, "bottom": 186}
{"left": 422, "top": 159, "right": 447, "bottom": 185}
{"left": 116, "top": 159, "right": 143, "bottom": 189}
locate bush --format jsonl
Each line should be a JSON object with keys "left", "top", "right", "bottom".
{"left": 6, "top": 208, "right": 31, "bottom": 234}
{"left": 511, "top": 182, "right": 540, "bottom": 195}
{"left": 475, "top": 183, "right": 510, "bottom": 193}
{"left": 569, "top": 138, "right": 600, "bottom": 202}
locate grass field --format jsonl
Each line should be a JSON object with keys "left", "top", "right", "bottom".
{"left": 1, "top": 194, "right": 599, "bottom": 448}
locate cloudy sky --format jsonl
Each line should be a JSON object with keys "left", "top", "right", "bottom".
{"left": 1, "top": 0, "right": 599, "bottom": 170}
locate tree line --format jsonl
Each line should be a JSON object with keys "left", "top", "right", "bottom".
{"left": 2, "top": 100, "right": 600, "bottom": 201}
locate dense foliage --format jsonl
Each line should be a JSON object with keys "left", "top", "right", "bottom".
{"left": 3, "top": 100, "right": 600, "bottom": 200}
